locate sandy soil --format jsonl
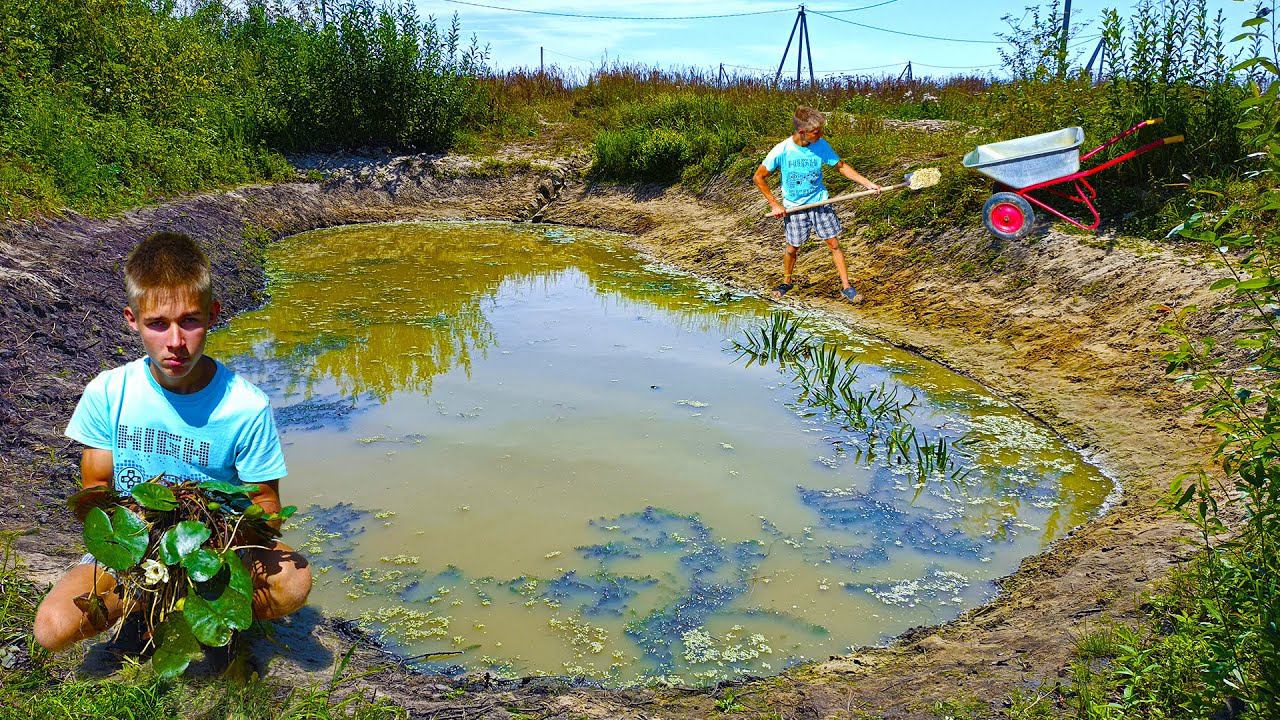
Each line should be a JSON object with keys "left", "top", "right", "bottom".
{"left": 0, "top": 152, "right": 1240, "bottom": 718}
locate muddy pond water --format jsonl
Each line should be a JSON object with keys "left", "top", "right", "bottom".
{"left": 208, "top": 221, "right": 1112, "bottom": 684}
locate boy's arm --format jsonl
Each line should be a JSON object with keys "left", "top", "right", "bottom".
{"left": 69, "top": 448, "right": 116, "bottom": 521}
{"left": 249, "top": 480, "right": 285, "bottom": 532}
{"left": 834, "top": 161, "right": 882, "bottom": 192}
{"left": 753, "top": 165, "right": 787, "bottom": 218}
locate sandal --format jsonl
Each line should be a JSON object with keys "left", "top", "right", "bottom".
{"left": 841, "top": 286, "right": 862, "bottom": 304}
{"left": 772, "top": 282, "right": 793, "bottom": 299}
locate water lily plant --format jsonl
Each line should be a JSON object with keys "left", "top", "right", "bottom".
{"left": 67, "top": 475, "right": 296, "bottom": 677}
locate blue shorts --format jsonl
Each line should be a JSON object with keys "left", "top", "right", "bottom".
{"left": 783, "top": 206, "right": 843, "bottom": 247}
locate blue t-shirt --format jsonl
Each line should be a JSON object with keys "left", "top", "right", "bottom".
{"left": 65, "top": 358, "right": 287, "bottom": 493}
{"left": 762, "top": 137, "right": 841, "bottom": 208}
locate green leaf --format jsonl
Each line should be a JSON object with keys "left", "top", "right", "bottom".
{"left": 83, "top": 507, "right": 149, "bottom": 572}
{"left": 1242, "top": 16, "right": 1267, "bottom": 27}
{"left": 152, "top": 612, "right": 202, "bottom": 678}
{"left": 131, "top": 482, "right": 177, "bottom": 511}
{"left": 184, "top": 552, "right": 255, "bottom": 647}
{"left": 1209, "top": 277, "right": 1237, "bottom": 291}
{"left": 182, "top": 548, "right": 223, "bottom": 583}
{"left": 198, "top": 481, "right": 261, "bottom": 497}
{"left": 159, "top": 521, "right": 211, "bottom": 565}
{"left": 1235, "top": 276, "right": 1274, "bottom": 291}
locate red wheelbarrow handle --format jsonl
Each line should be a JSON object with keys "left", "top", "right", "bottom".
{"left": 1081, "top": 118, "right": 1167, "bottom": 162}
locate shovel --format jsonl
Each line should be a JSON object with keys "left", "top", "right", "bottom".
{"left": 777, "top": 167, "right": 941, "bottom": 215}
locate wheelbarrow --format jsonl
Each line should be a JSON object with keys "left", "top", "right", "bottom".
{"left": 962, "top": 119, "right": 1184, "bottom": 240}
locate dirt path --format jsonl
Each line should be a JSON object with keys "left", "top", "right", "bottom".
{"left": 0, "top": 154, "right": 1236, "bottom": 718}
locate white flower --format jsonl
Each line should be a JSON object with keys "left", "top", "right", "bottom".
{"left": 141, "top": 559, "right": 169, "bottom": 586}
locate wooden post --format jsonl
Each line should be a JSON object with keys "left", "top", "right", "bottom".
{"left": 802, "top": 7, "right": 815, "bottom": 87}
{"left": 1059, "top": 0, "right": 1072, "bottom": 77}
{"left": 540, "top": 46, "right": 544, "bottom": 76}
{"left": 775, "top": 8, "right": 803, "bottom": 85}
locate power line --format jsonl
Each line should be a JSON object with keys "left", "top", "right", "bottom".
{"left": 543, "top": 47, "right": 596, "bottom": 63}
{"left": 912, "top": 60, "right": 1002, "bottom": 69}
{"left": 442, "top": 0, "right": 899, "bottom": 21}
{"left": 442, "top": 0, "right": 792, "bottom": 20}
{"left": 818, "top": 0, "right": 900, "bottom": 13}
{"left": 808, "top": 9, "right": 1003, "bottom": 44}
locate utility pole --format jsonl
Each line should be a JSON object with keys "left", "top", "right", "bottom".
{"left": 540, "top": 46, "right": 545, "bottom": 76}
{"left": 1059, "top": 0, "right": 1072, "bottom": 78}
{"left": 801, "top": 8, "right": 815, "bottom": 87}
{"left": 775, "top": 5, "right": 815, "bottom": 88}
{"left": 719, "top": 63, "right": 726, "bottom": 87}
{"left": 898, "top": 61, "right": 913, "bottom": 83}
{"left": 1084, "top": 36, "right": 1105, "bottom": 82}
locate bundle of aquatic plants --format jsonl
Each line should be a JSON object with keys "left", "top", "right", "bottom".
{"left": 67, "top": 476, "right": 295, "bottom": 677}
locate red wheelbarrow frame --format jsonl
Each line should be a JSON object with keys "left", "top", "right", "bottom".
{"left": 998, "top": 119, "right": 1184, "bottom": 231}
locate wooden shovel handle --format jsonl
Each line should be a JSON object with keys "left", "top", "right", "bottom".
{"left": 781, "top": 181, "right": 907, "bottom": 215}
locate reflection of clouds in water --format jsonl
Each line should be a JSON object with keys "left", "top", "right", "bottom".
{"left": 212, "top": 222, "right": 768, "bottom": 403}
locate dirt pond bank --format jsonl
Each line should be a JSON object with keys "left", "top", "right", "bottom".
{"left": 0, "top": 151, "right": 1237, "bottom": 718}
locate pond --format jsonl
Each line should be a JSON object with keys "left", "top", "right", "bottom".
{"left": 207, "top": 221, "right": 1112, "bottom": 685}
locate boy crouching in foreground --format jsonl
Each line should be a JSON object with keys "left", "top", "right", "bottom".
{"left": 34, "top": 231, "right": 311, "bottom": 651}
{"left": 753, "top": 106, "right": 882, "bottom": 303}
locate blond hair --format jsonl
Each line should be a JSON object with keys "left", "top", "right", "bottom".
{"left": 124, "top": 232, "right": 213, "bottom": 311}
{"left": 793, "top": 107, "right": 825, "bottom": 132}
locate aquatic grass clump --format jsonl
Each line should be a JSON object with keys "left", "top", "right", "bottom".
{"left": 67, "top": 475, "right": 296, "bottom": 678}
{"left": 734, "top": 313, "right": 969, "bottom": 482}
{"left": 732, "top": 311, "right": 815, "bottom": 366}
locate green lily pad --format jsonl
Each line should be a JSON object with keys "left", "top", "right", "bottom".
{"left": 198, "top": 480, "right": 261, "bottom": 496}
{"left": 184, "top": 551, "right": 254, "bottom": 647}
{"left": 131, "top": 482, "right": 177, "bottom": 511}
{"left": 182, "top": 548, "right": 223, "bottom": 582}
{"left": 66, "top": 486, "right": 120, "bottom": 521}
{"left": 152, "top": 612, "right": 202, "bottom": 678}
{"left": 83, "top": 507, "right": 149, "bottom": 571}
{"left": 159, "top": 521, "right": 211, "bottom": 565}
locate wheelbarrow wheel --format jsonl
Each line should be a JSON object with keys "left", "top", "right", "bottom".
{"left": 983, "top": 192, "right": 1035, "bottom": 241}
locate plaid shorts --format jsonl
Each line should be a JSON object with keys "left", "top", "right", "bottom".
{"left": 783, "top": 206, "right": 843, "bottom": 247}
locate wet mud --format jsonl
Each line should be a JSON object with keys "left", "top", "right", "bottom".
{"left": 0, "top": 149, "right": 1242, "bottom": 717}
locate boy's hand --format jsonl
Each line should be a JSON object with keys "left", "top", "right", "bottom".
{"left": 769, "top": 202, "right": 787, "bottom": 218}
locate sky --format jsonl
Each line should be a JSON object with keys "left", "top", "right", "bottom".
{"left": 417, "top": 0, "right": 1265, "bottom": 79}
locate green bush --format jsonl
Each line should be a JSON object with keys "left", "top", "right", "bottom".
{"left": 0, "top": 0, "right": 490, "bottom": 220}
{"left": 590, "top": 92, "right": 767, "bottom": 183}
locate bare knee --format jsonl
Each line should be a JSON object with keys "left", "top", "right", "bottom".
{"left": 825, "top": 238, "right": 842, "bottom": 251}
{"left": 34, "top": 595, "right": 86, "bottom": 652}
{"left": 249, "top": 546, "right": 312, "bottom": 620}
{"left": 785, "top": 246, "right": 798, "bottom": 257}
{"left": 34, "top": 565, "right": 118, "bottom": 652}
{"left": 257, "top": 564, "right": 312, "bottom": 620}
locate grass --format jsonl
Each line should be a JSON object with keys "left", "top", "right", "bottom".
{"left": 0, "top": 532, "right": 409, "bottom": 720}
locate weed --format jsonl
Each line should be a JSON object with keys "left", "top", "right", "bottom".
{"left": 715, "top": 687, "right": 748, "bottom": 712}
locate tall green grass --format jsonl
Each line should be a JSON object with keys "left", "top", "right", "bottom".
{"left": 0, "top": 0, "right": 490, "bottom": 220}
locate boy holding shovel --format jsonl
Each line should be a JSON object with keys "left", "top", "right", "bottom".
{"left": 753, "top": 106, "right": 882, "bottom": 302}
